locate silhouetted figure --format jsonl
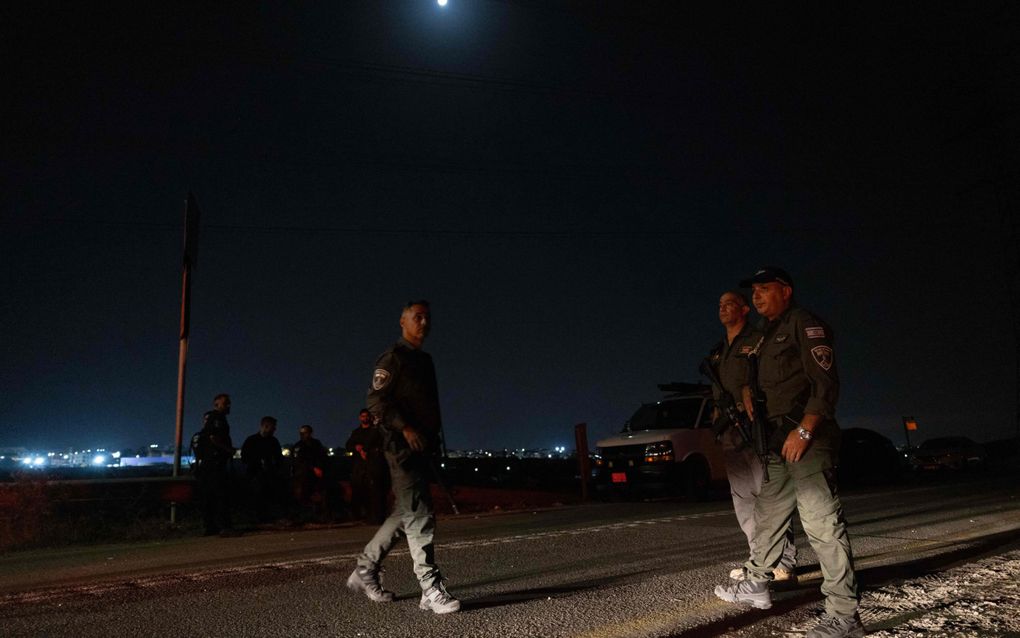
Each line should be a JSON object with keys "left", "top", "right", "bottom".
{"left": 194, "top": 393, "right": 237, "bottom": 536}
{"left": 346, "top": 408, "right": 389, "bottom": 524}
{"left": 241, "top": 416, "right": 284, "bottom": 523}
{"left": 291, "top": 424, "right": 328, "bottom": 523}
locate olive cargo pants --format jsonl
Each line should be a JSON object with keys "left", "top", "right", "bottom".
{"left": 722, "top": 425, "right": 797, "bottom": 571}
{"left": 356, "top": 453, "right": 441, "bottom": 590}
{"left": 744, "top": 423, "right": 859, "bottom": 617}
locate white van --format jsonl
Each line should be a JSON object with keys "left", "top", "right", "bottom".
{"left": 594, "top": 383, "right": 726, "bottom": 499}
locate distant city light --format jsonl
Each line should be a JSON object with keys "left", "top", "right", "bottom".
{"left": 437, "top": 0, "right": 448, "bottom": 6}
{"left": 33, "top": 457, "right": 45, "bottom": 466}
{"left": 92, "top": 454, "right": 106, "bottom": 466}
{"left": 149, "top": 444, "right": 158, "bottom": 448}
{"left": 112, "top": 451, "right": 121, "bottom": 459}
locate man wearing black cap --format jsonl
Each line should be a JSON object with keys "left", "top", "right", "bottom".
{"left": 714, "top": 268, "right": 862, "bottom": 638}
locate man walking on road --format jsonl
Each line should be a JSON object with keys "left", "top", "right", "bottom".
{"left": 714, "top": 268, "right": 862, "bottom": 638}
{"left": 346, "top": 300, "right": 460, "bottom": 614}
{"left": 709, "top": 290, "right": 797, "bottom": 582}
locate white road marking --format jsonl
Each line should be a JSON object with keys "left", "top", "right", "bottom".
{"left": 0, "top": 510, "right": 733, "bottom": 608}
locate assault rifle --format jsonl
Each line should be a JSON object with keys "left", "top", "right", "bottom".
{"left": 699, "top": 357, "right": 768, "bottom": 482}
{"left": 745, "top": 339, "right": 772, "bottom": 482}
{"left": 698, "top": 358, "right": 751, "bottom": 443}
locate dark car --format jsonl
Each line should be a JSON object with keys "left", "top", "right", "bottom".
{"left": 838, "top": 427, "right": 903, "bottom": 486}
{"left": 909, "top": 436, "right": 987, "bottom": 471}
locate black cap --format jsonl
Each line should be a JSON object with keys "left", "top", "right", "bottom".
{"left": 739, "top": 266, "right": 794, "bottom": 288}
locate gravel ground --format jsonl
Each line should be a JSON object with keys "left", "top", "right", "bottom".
{"left": 777, "top": 550, "right": 1020, "bottom": 637}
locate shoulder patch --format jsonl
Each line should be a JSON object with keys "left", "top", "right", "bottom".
{"left": 810, "top": 345, "right": 833, "bottom": 371}
{"left": 805, "top": 326, "right": 826, "bottom": 339}
{"left": 775, "top": 334, "right": 789, "bottom": 343}
{"left": 371, "top": 369, "right": 391, "bottom": 391}
{"left": 739, "top": 345, "right": 752, "bottom": 355}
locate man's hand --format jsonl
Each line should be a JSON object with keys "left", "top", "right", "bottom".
{"left": 355, "top": 443, "right": 367, "bottom": 460}
{"left": 781, "top": 414, "right": 823, "bottom": 463}
{"left": 402, "top": 425, "right": 425, "bottom": 452}
{"left": 781, "top": 430, "right": 811, "bottom": 462}
{"left": 741, "top": 386, "right": 754, "bottom": 418}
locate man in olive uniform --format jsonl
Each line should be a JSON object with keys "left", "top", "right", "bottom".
{"left": 709, "top": 290, "right": 796, "bottom": 582}
{"left": 195, "top": 393, "right": 237, "bottom": 536}
{"left": 714, "top": 268, "right": 862, "bottom": 638}
{"left": 346, "top": 300, "right": 460, "bottom": 614}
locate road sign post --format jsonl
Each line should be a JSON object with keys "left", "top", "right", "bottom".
{"left": 902, "top": 416, "right": 918, "bottom": 450}
{"left": 172, "top": 194, "right": 201, "bottom": 524}
{"left": 574, "top": 423, "right": 590, "bottom": 502}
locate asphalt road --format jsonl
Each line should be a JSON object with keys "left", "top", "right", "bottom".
{"left": 2, "top": 476, "right": 1019, "bottom": 637}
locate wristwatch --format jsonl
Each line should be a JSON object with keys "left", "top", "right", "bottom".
{"left": 797, "top": 427, "right": 814, "bottom": 441}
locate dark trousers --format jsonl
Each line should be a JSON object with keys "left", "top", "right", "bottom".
{"left": 351, "top": 462, "right": 389, "bottom": 524}
{"left": 249, "top": 472, "right": 284, "bottom": 523}
{"left": 196, "top": 462, "right": 232, "bottom": 533}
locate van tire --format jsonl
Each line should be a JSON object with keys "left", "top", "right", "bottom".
{"left": 681, "top": 457, "right": 710, "bottom": 501}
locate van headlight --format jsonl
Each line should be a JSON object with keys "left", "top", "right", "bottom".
{"left": 644, "top": 441, "right": 674, "bottom": 463}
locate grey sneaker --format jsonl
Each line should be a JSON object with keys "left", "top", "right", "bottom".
{"left": 728, "top": 567, "right": 746, "bottom": 581}
{"left": 806, "top": 613, "right": 865, "bottom": 638}
{"left": 346, "top": 566, "right": 395, "bottom": 603}
{"left": 714, "top": 578, "right": 772, "bottom": 609}
{"left": 419, "top": 581, "right": 461, "bottom": 614}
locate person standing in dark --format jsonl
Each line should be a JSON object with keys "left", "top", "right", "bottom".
{"left": 195, "top": 393, "right": 237, "bottom": 536}
{"left": 709, "top": 290, "right": 797, "bottom": 583}
{"left": 714, "top": 268, "right": 861, "bottom": 638}
{"left": 346, "top": 408, "right": 389, "bottom": 524}
{"left": 291, "top": 424, "right": 328, "bottom": 522}
{"left": 346, "top": 300, "right": 460, "bottom": 614}
{"left": 241, "top": 416, "right": 284, "bottom": 524}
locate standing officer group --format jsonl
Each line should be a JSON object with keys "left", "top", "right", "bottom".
{"left": 713, "top": 267, "right": 862, "bottom": 638}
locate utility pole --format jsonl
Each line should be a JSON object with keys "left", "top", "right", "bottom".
{"left": 172, "top": 194, "right": 201, "bottom": 524}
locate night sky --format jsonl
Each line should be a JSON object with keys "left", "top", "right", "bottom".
{"left": 3, "top": 2, "right": 1018, "bottom": 453}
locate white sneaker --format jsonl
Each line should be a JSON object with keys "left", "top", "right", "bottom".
{"left": 419, "top": 582, "right": 460, "bottom": 614}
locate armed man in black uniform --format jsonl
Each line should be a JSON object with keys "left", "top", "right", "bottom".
{"left": 346, "top": 408, "right": 389, "bottom": 524}
{"left": 346, "top": 300, "right": 460, "bottom": 614}
{"left": 709, "top": 290, "right": 796, "bottom": 583}
{"left": 714, "top": 268, "right": 862, "bottom": 638}
{"left": 195, "top": 393, "right": 237, "bottom": 536}
{"left": 241, "top": 415, "right": 284, "bottom": 524}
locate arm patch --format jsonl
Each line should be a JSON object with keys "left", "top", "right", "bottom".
{"left": 372, "top": 368, "right": 391, "bottom": 390}
{"left": 811, "top": 345, "right": 833, "bottom": 371}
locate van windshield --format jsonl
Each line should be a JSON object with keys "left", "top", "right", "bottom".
{"left": 623, "top": 398, "right": 703, "bottom": 432}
